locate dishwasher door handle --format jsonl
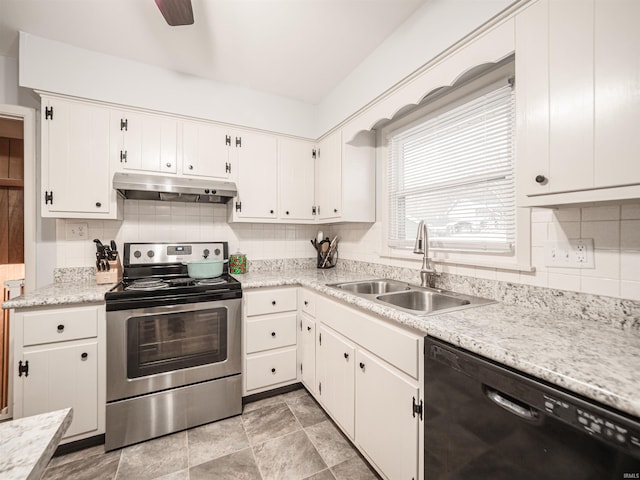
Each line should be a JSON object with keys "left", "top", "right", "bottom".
{"left": 484, "top": 386, "right": 539, "bottom": 422}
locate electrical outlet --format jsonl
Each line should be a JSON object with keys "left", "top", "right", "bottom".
{"left": 544, "top": 239, "right": 595, "bottom": 268}
{"left": 65, "top": 222, "right": 89, "bottom": 241}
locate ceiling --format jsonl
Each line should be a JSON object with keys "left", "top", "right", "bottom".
{"left": 0, "top": 0, "right": 429, "bottom": 105}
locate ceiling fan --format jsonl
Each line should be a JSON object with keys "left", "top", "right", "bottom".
{"left": 154, "top": 0, "right": 194, "bottom": 26}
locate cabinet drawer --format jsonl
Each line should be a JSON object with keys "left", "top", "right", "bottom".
{"left": 298, "top": 289, "right": 316, "bottom": 317}
{"left": 246, "top": 314, "right": 297, "bottom": 353}
{"left": 245, "top": 288, "right": 297, "bottom": 316}
{"left": 23, "top": 306, "right": 99, "bottom": 346}
{"left": 245, "top": 347, "right": 297, "bottom": 391}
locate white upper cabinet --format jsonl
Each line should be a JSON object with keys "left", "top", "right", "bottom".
{"left": 315, "top": 129, "right": 376, "bottom": 223}
{"left": 278, "top": 138, "right": 315, "bottom": 221}
{"left": 41, "top": 96, "right": 121, "bottom": 219}
{"left": 181, "top": 120, "right": 232, "bottom": 179}
{"left": 112, "top": 110, "right": 178, "bottom": 174}
{"left": 231, "top": 130, "right": 278, "bottom": 220}
{"left": 516, "top": 0, "right": 640, "bottom": 206}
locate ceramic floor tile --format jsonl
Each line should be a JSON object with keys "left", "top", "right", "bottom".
{"left": 304, "top": 469, "right": 337, "bottom": 480}
{"left": 242, "top": 394, "right": 287, "bottom": 414}
{"left": 188, "top": 415, "right": 249, "bottom": 467}
{"left": 286, "top": 393, "right": 329, "bottom": 427}
{"left": 153, "top": 469, "right": 190, "bottom": 480}
{"left": 241, "top": 402, "right": 302, "bottom": 445}
{"left": 253, "top": 429, "right": 327, "bottom": 480}
{"left": 42, "top": 449, "right": 120, "bottom": 480}
{"left": 189, "top": 447, "right": 262, "bottom": 480}
{"left": 305, "top": 420, "right": 358, "bottom": 468}
{"left": 116, "top": 431, "right": 188, "bottom": 480}
{"left": 331, "top": 455, "right": 381, "bottom": 480}
{"left": 47, "top": 444, "right": 109, "bottom": 469}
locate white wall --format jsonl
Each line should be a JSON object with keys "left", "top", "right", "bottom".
{"left": 316, "top": 0, "right": 516, "bottom": 136}
{"left": 18, "top": 33, "right": 318, "bottom": 139}
{"left": 0, "top": 55, "right": 19, "bottom": 105}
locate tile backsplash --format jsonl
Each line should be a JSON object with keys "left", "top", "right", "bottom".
{"left": 55, "top": 200, "right": 320, "bottom": 269}
{"left": 54, "top": 200, "right": 640, "bottom": 302}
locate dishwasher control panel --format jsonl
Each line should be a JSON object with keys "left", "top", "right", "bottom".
{"left": 544, "top": 394, "right": 640, "bottom": 458}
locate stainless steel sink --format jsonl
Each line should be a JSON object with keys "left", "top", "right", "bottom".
{"left": 326, "top": 278, "right": 494, "bottom": 316}
{"left": 376, "top": 290, "right": 470, "bottom": 311}
{"left": 332, "top": 279, "right": 411, "bottom": 295}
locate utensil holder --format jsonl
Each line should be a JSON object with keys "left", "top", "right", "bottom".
{"left": 317, "top": 248, "right": 338, "bottom": 269}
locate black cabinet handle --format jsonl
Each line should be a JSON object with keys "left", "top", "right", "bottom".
{"left": 285, "top": 211, "right": 290, "bottom": 215}
{"left": 270, "top": 209, "right": 274, "bottom": 214}
{"left": 96, "top": 202, "right": 102, "bottom": 208}
{"left": 307, "top": 326, "right": 311, "bottom": 332}
{"left": 271, "top": 331, "right": 276, "bottom": 337}
{"left": 304, "top": 300, "right": 308, "bottom": 306}
{"left": 359, "top": 362, "right": 365, "bottom": 369}
{"left": 535, "top": 175, "right": 546, "bottom": 184}
{"left": 334, "top": 208, "right": 338, "bottom": 213}
{"left": 188, "top": 164, "right": 194, "bottom": 170}
{"left": 271, "top": 300, "right": 276, "bottom": 305}
{"left": 271, "top": 368, "right": 276, "bottom": 374}
{"left": 81, "top": 352, "right": 88, "bottom": 360}
{"left": 344, "top": 352, "right": 349, "bottom": 359}
{"left": 57, "top": 324, "right": 64, "bottom": 332}
{"left": 166, "top": 162, "right": 172, "bottom": 168}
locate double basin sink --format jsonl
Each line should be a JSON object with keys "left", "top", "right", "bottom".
{"left": 327, "top": 279, "right": 494, "bottom": 316}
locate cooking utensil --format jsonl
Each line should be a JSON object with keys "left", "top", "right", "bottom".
{"left": 109, "top": 240, "right": 118, "bottom": 260}
{"left": 321, "top": 236, "right": 338, "bottom": 268}
{"left": 182, "top": 258, "right": 228, "bottom": 279}
{"left": 317, "top": 231, "right": 324, "bottom": 244}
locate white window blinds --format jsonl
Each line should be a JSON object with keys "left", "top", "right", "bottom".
{"left": 388, "top": 81, "right": 515, "bottom": 253}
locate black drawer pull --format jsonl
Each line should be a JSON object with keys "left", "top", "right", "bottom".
{"left": 304, "top": 300, "right": 308, "bottom": 306}
{"left": 344, "top": 352, "right": 349, "bottom": 359}
{"left": 271, "top": 368, "right": 276, "bottom": 374}
{"left": 271, "top": 300, "right": 276, "bottom": 305}
{"left": 535, "top": 174, "right": 546, "bottom": 184}
{"left": 57, "top": 324, "right": 65, "bottom": 332}
{"left": 359, "top": 362, "right": 365, "bottom": 369}
{"left": 307, "top": 326, "right": 311, "bottom": 332}
{"left": 81, "top": 352, "right": 88, "bottom": 360}
{"left": 271, "top": 331, "right": 276, "bottom": 337}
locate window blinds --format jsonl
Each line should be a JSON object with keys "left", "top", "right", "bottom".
{"left": 388, "top": 82, "right": 515, "bottom": 253}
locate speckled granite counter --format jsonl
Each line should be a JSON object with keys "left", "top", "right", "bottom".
{"left": 0, "top": 408, "right": 72, "bottom": 480}
{"left": 2, "top": 282, "right": 115, "bottom": 310}
{"left": 236, "top": 269, "right": 640, "bottom": 419}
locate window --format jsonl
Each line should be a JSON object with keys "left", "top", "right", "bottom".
{"left": 387, "top": 74, "right": 516, "bottom": 257}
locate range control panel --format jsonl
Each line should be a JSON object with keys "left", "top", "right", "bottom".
{"left": 544, "top": 394, "right": 640, "bottom": 458}
{"left": 126, "top": 242, "right": 225, "bottom": 266}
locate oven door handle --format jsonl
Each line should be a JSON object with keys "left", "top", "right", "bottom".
{"left": 483, "top": 386, "right": 540, "bottom": 423}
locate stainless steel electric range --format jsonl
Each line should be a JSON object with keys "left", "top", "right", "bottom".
{"left": 104, "top": 242, "right": 242, "bottom": 451}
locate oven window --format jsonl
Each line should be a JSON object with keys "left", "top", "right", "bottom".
{"left": 127, "top": 307, "right": 228, "bottom": 378}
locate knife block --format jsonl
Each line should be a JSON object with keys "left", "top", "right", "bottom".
{"left": 96, "top": 255, "right": 123, "bottom": 284}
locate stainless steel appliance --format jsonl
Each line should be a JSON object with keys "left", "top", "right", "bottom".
{"left": 425, "top": 337, "right": 640, "bottom": 479}
{"left": 104, "top": 242, "right": 242, "bottom": 451}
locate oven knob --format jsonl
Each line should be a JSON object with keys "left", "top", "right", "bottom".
{"left": 203, "top": 249, "right": 210, "bottom": 258}
{"left": 214, "top": 248, "right": 221, "bottom": 256}
{"left": 147, "top": 250, "right": 155, "bottom": 258}
{"left": 134, "top": 250, "right": 142, "bottom": 258}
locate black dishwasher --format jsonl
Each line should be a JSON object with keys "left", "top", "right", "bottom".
{"left": 424, "top": 337, "right": 640, "bottom": 479}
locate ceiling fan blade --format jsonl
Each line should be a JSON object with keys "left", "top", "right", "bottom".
{"left": 154, "top": 0, "right": 194, "bottom": 26}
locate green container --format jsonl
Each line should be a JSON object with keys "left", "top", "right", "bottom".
{"left": 229, "top": 251, "right": 247, "bottom": 274}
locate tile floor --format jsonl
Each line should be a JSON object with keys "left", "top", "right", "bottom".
{"left": 42, "top": 388, "right": 381, "bottom": 480}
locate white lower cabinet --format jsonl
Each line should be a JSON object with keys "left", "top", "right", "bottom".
{"left": 12, "top": 304, "right": 106, "bottom": 443}
{"left": 243, "top": 287, "right": 299, "bottom": 395}
{"left": 299, "top": 315, "right": 316, "bottom": 394}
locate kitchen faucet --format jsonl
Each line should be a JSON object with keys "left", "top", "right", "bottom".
{"left": 413, "top": 220, "right": 439, "bottom": 288}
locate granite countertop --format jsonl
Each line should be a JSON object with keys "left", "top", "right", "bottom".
{"left": 4, "top": 268, "right": 639, "bottom": 420}
{"left": 236, "top": 270, "right": 640, "bottom": 419}
{"left": 0, "top": 408, "right": 72, "bottom": 480}
{"left": 2, "top": 281, "right": 115, "bottom": 310}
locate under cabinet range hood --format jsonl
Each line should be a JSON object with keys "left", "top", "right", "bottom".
{"left": 113, "top": 172, "right": 237, "bottom": 203}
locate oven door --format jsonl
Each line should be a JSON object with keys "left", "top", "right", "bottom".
{"left": 107, "top": 298, "right": 241, "bottom": 402}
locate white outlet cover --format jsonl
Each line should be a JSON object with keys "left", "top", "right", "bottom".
{"left": 544, "top": 239, "right": 595, "bottom": 269}
{"left": 65, "top": 222, "right": 89, "bottom": 241}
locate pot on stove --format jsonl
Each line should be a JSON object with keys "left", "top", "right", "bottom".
{"left": 182, "top": 258, "right": 228, "bottom": 278}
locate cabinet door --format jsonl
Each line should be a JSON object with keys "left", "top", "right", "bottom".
{"left": 594, "top": 0, "right": 640, "bottom": 188}
{"left": 42, "top": 98, "right": 111, "bottom": 215}
{"left": 235, "top": 131, "right": 278, "bottom": 219}
{"left": 278, "top": 138, "right": 315, "bottom": 220}
{"left": 316, "top": 325, "right": 355, "bottom": 437}
{"left": 21, "top": 342, "right": 98, "bottom": 438}
{"left": 299, "top": 315, "right": 316, "bottom": 394}
{"left": 315, "top": 130, "right": 342, "bottom": 220}
{"left": 118, "top": 111, "right": 177, "bottom": 174}
{"left": 182, "top": 121, "right": 231, "bottom": 178}
{"left": 355, "top": 349, "right": 419, "bottom": 480}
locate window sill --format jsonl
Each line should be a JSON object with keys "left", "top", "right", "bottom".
{"left": 380, "top": 251, "right": 536, "bottom": 273}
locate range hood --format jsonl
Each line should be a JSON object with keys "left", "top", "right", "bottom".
{"left": 113, "top": 172, "right": 237, "bottom": 203}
